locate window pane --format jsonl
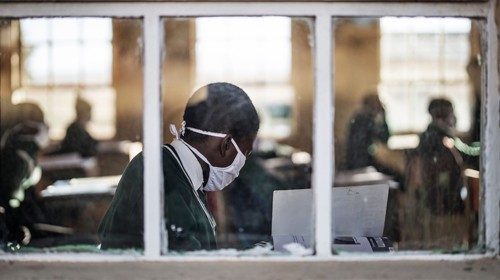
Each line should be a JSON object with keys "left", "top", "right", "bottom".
{"left": 82, "top": 42, "right": 112, "bottom": 85}
{"left": 22, "top": 44, "right": 49, "bottom": 86}
{"left": 196, "top": 17, "right": 291, "bottom": 84}
{"left": 161, "top": 17, "right": 314, "bottom": 255}
{"left": 18, "top": 18, "right": 115, "bottom": 136}
{"left": 51, "top": 18, "right": 80, "bottom": 42}
{"left": 82, "top": 18, "right": 112, "bottom": 42}
{"left": 52, "top": 43, "right": 80, "bottom": 84}
{"left": 20, "top": 18, "right": 113, "bottom": 87}
{"left": 333, "top": 17, "right": 482, "bottom": 253}
{"left": 20, "top": 19, "right": 49, "bottom": 45}
{"left": 1, "top": 18, "right": 144, "bottom": 254}
{"left": 379, "top": 17, "right": 472, "bottom": 134}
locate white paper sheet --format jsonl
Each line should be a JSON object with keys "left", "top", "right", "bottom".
{"left": 272, "top": 184, "right": 389, "bottom": 250}
{"left": 272, "top": 234, "right": 311, "bottom": 252}
{"left": 332, "top": 184, "right": 389, "bottom": 236}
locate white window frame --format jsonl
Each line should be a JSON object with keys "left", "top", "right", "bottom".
{"left": 0, "top": 1, "right": 498, "bottom": 261}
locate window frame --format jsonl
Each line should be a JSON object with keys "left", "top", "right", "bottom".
{"left": 0, "top": 1, "right": 497, "bottom": 260}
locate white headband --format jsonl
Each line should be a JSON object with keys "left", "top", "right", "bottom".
{"left": 169, "top": 121, "right": 227, "bottom": 139}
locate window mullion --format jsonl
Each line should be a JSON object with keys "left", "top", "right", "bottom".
{"left": 143, "top": 13, "right": 163, "bottom": 258}
{"left": 484, "top": 0, "right": 499, "bottom": 254}
{"left": 313, "top": 14, "right": 333, "bottom": 257}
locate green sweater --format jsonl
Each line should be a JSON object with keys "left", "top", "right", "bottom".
{"left": 98, "top": 145, "right": 216, "bottom": 251}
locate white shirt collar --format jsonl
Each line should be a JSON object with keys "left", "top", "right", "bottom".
{"left": 170, "top": 139, "right": 204, "bottom": 191}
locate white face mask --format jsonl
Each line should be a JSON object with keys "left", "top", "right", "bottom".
{"left": 176, "top": 126, "right": 247, "bottom": 192}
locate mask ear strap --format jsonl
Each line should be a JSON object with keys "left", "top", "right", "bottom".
{"left": 180, "top": 139, "right": 211, "bottom": 165}
{"left": 169, "top": 121, "right": 186, "bottom": 140}
{"left": 185, "top": 126, "right": 245, "bottom": 157}
{"left": 230, "top": 139, "right": 244, "bottom": 155}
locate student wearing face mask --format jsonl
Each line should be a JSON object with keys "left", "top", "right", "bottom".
{"left": 98, "top": 82, "right": 259, "bottom": 251}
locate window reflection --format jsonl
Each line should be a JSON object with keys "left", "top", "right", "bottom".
{"left": 334, "top": 17, "right": 482, "bottom": 253}
{"left": 380, "top": 17, "right": 472, "bottom": 134}
{"left": 0, "top": 18, "right": 143, "bottom": 253}
{"left": 21, "top": 18, "right": 112, "bottom": 87}
{"left": 162, "top": 17, "right": 314, "bottom": 252}
{"left": 18, "top": 18, "right": 113, "bottom": 139}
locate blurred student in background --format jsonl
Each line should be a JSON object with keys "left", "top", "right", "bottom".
{"left": 58, "top": 98, "right": 98, "bottom": 158}
{"left": 346, "top": 93, "right": 390, "bottom": 170}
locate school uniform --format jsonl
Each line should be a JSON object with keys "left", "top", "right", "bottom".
{"left": 59, "top": 121, "right": 98, "bottom": 157}
{"left": 98, "top": 140, "right": 216, "bottom": 251}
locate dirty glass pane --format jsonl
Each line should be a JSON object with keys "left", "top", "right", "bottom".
{"left": 161, "top": 17, "right": 314, "bottom": 255}
{"left": 333, "top": 17, "right": 482, "bottom": 253}
{"left": 0, "top": 18, "right": 144, "bottom": 253}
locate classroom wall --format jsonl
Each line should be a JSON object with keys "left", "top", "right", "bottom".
{"left": 112, "top": 19, "right": 144, "bottom": 142}
{"left": 334, "top": 19, "right": 380, "bottom": 168}
{"left": 111, "top": 19, "right": 196, "bottom": 143}
{"left": 0, "top": 21, "right": 18, "bottom": 132}
{"left": 284, "top": 18, "right": 380, "bottom": 163}
{"left": 162, "top": 19, "right": 196, "bottom": 143}
{"left": 285, "top": 19, "right": 315, "bottom": 154}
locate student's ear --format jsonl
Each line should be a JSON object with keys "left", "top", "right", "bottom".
{"left": 220, "top": 135, "right": 233, "bottom": 157}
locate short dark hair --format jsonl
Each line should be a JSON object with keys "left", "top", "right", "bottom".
{"left": 182, "top": 82, "right": 259, "bottom": 143}
{"left": 76, "top": 98, "right": 91, "bottom": 116}
{"left": 428, "top": 98, "right": 453, "bottom": 119}
{"left": 362, "top": 93, "right": 381, "bottom": 107}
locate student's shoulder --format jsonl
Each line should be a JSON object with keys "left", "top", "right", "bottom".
{"left": 119, "top": 146, "right": 182, "bottom": 182}
{"left": 162, "top": 145, "right": 194, "bottom": 191}
{"left": 126, "top": 145, "right": 178, "bottom": 167}
{"left": 162, "top": 144, "right": 178, "bottom": 159}
{"left": 66, "top": 121, "right": 83, "bottom": 132}
{"left": 129, "top": 144, "right": 178, "bottom": 164}
{"left": 162, "top": 144, "right": 188, "bottom": 173}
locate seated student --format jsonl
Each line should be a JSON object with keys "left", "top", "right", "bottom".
{"left": 414, "top": 98, "right": 464, "bottom": 215}
{"left": 402, "top": 98, "right": 467, "bottom": 249}
{"left": 346, "top": 93, "right": 390, "bottom": 170}
{"left": 59, "top": 98, "right": 98, "bottom": 157}
{"left": 98, "top": 82, "right": 259, "bottom": 251}
{"left": 0, "top": 103, "right": 49, "bottom": 250}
